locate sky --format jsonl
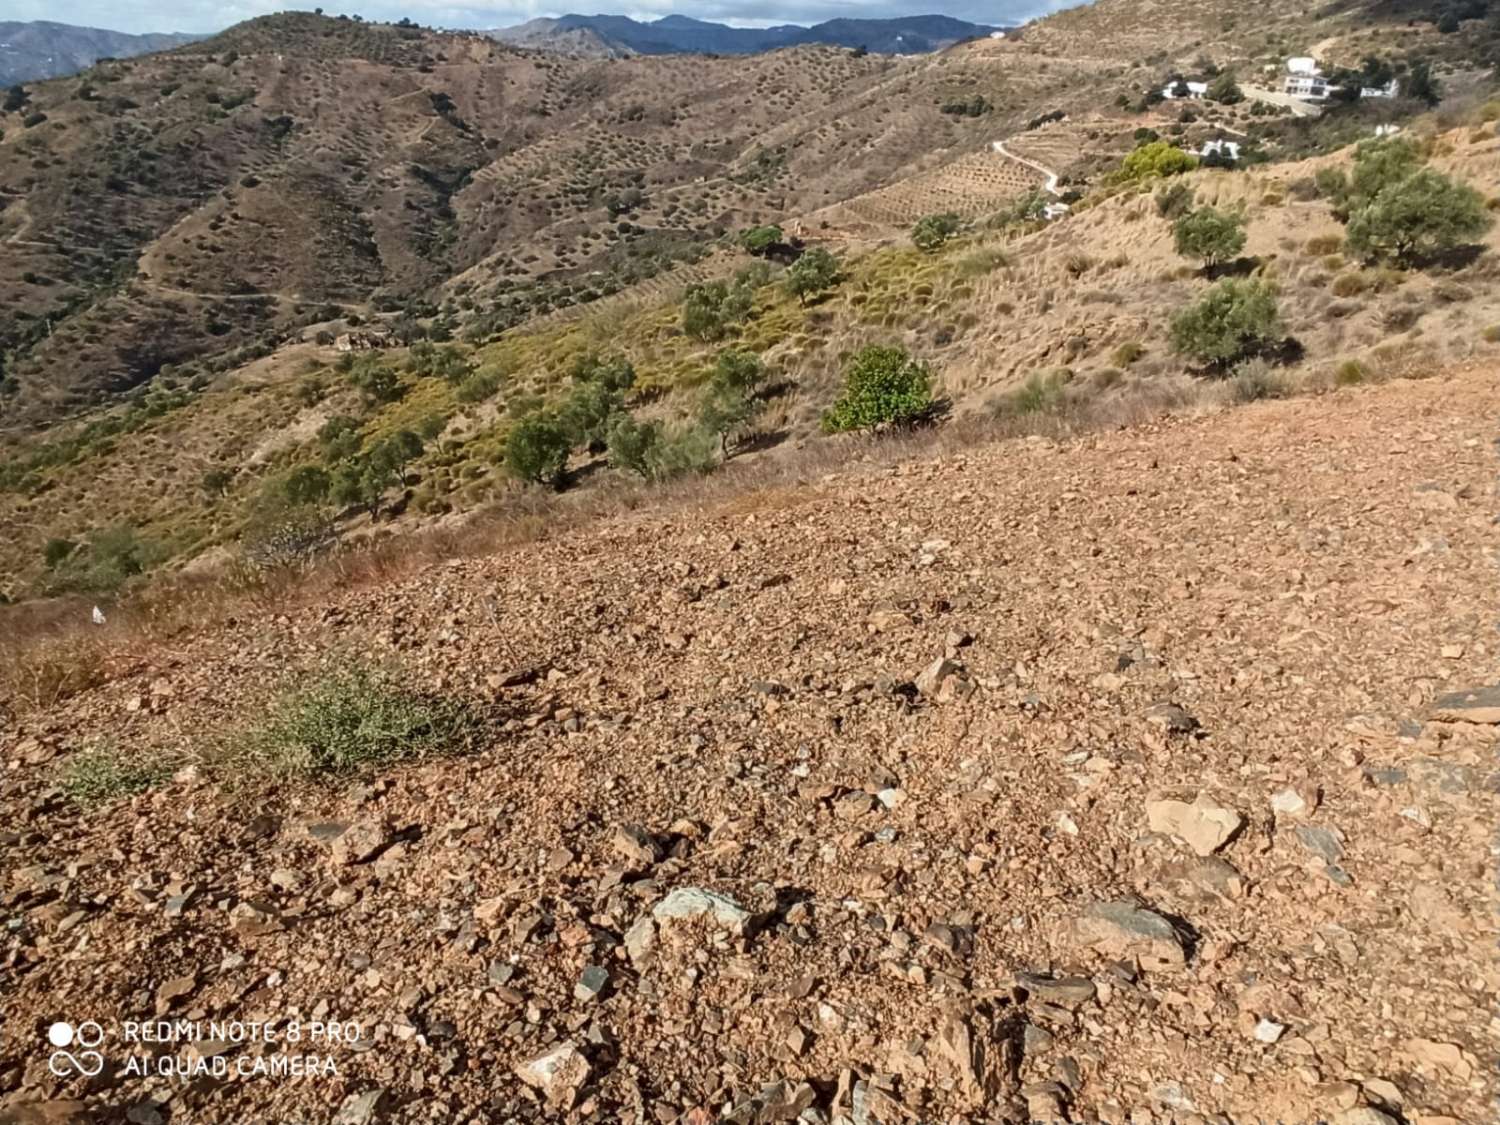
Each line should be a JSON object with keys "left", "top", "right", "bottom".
{"left": 10, "top": 0, "right": 1083, "bottom": 36}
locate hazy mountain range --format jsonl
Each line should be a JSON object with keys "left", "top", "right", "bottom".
{"left": 488, "top": 13, "right": 1002, "bottom": 56}
{"left": 0, "top": 20, "right": 201, "bottom": 85}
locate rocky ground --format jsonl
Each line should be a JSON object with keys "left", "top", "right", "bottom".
{"left": 2, "top": 367, "right": 1498, "bottom": 1125}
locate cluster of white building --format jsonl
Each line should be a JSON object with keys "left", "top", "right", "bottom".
{"left": 1282, "top": 55, "right": 1399, "bottom": 101}
{"left": 1159, "top": 55, "right": 1400, "bottom": 104}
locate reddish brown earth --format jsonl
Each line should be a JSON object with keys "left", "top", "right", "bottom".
{"left": 2, "top": 367, "right": 1497, "bottom": 1124}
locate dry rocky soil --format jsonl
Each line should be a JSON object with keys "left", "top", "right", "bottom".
{"left": 2, "top": 367, "right": 1498, "bottom": 1124}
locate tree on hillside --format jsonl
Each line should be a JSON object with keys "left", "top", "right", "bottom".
{"left": 318, "top": 414, "right": 362, "bottom": 461}
{"left": 912, "top": 212, "right": 962, "bottom": 252}
{"left": 1403, "top": 59, "right": 1441, "bottom": 105}
{"left": 278, "top": 465, "right": 331, "bottom": 506}
{"left": 1346, "top": 167, "right": 1492, "bottom": 265}
{"left": 739, "top": 225, "right": 784, "bottom": 256}
{"left": 822, "top": 345, "right": 932, "bottom": 433}
{"left": 784, "top": 247, "right": 840, "bottom": 304}
{"left": 1206, "top": 71, "right": 1243, "bottom": 104}
{"left": 1170, "top": 279, "right": 1282, "bottom": 369}
{"left": 1172, "top": 205, "right": 1248, "bottom": 269}
{"left": 559, "top": 353, "right": 635, "bottom": 451}
{"left": 605, "top": 414, "right": 663, "bottom": 478}
{"left": 697, "top": 349, "right": 767, "bottom": 458}
{"left": 505, "top": 414, "right": 571, "bottom": 487}
{"left": 682, "top": 278, "right": 754, "bottom": 341}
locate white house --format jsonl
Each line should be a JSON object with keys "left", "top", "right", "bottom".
{"left": 1286, "top": 56, "right": 1320, "bottom": 76}
{"left": 1042, "top": 201, "right": 1071, "bottom": 221}
{"left": 1284, "top": 71, "right": 1338, "bottom": 100}
{"left": 989, "top": 29, "right": 1007, "bottom": 39}
{"left": 1360, "top": 79, "right": 1399, "bottom": 98}
{"left": 1196, "top": 139, "right": 1241, "bottom": 162}
{"left": 1374, "top": 123, "right": 1403, "bottom": 137}
{"left": 1161, "top": 80, "right": 1209, "bottom": 100}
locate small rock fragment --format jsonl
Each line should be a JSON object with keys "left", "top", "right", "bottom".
{"left": 514, "top": 1042, "right": 590, "bottom": 1109}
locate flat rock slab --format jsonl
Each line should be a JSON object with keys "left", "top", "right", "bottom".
{"left": 1073, "top": 900, "right": 1186, "bottom": 971}
{"left": 1430, "top": 685, "right": 1500, "bottom": 724}
{"left": 1145, "top": 793, "right": 1243, "bottom": 856}
{"left": 651, "top": 887, "right": 751, "bottom": 935}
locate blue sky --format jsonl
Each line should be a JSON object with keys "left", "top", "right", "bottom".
{"left": 14, "top": 0, "right": 1083, "bottom": 36}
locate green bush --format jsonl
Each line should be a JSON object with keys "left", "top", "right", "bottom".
{"left": 1334, "top": 358, "right": 1367, "bottom": 385}
{"left": 1111, "top": 341, "right": 1145, "bottom": 366}
{"left": 822, "top": 345, "right": 933, "bottom": 433}
{"left": 912, "top": 212, "right": 962, "bottom": 252}
{"left": 236, "top": 665, "right": 474, "bottom": 781}
{"left": 1120, "top": 140, "right": 1198, "bottom": 181}
{"left": 44, "top": 525, "right": 163, "bottom": 594}
{"left": 505, "top": 414, "right": 571, "bottom": 486}
{"left": 1169, "top": 279, "right": 1282, "bottom": 369}
{"left": 43, "top": 537, "right": 77, "bottom": 568}
{"left": 739, "top": 225, "right": 783, "bottom": 255}
{"left": 58, "top": 743, "right": 171, "bottom": 806}
{"left": 784, "top": 248, "right": 840, "bottom": 304}
{"left": 1172, "top": 205, "right": 1247, "bottom": 267}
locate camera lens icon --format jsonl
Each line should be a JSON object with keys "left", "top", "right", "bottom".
{"left": 46, "top": 1021, "right": 105, "bottom": 1077}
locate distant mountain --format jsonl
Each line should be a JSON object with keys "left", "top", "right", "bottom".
{"left": 489, "top": 13, "right": 1000, "bottom": 57}
{"left": 0, "top": 20, "right": 202, "bottom": 84}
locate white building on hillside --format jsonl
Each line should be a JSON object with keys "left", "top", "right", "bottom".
{"left": 1284, "top": 69, "right": 1338, "bottom": 100}
{"left": 1361, "top": 78, "right": 1399, "bottom": 98}
{"left": 1196, "top": 139, "right": 1241, "bottom": 162}
{"left": 1286, "top": 56, "right": 1320, "bottom": 76}
{"left": 1161, "top": 80, "right": 1209, "bottom": 99}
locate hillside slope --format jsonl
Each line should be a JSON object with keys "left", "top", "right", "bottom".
{"left": 1, "top": 365, "right": 1495, "bottom": 1123}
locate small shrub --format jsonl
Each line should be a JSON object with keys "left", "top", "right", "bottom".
{"left": 1154, "top": 181, "right": 1196, "bottom": 219}
{"left": 58, "top": 743, "right": 171, "bottom": 805}
{"left": 1005, "top": 368, "right": 1071, "bottom": 414}
{"left": 1330, "top": 272, "right": 1368, "bottom": 297}
{"left": 1229, "top": 359, "right": 1290, "bottom": 402}
{"left": 1111, "top": 341, "right": 1145, "bottom": 366}
{"left": 1334, "top": 359, "right": 1367, "bottom": 385}
{"left": 1305, "top": 234, "right": 1343, "bottom": 256}
{"left": 821, "top": 345, "right": 932, "bottom": 434}
{"left": 1483, "top": 324, "right": 1500, "bottom": 343}
{"left": 456, "top": 370, "right": 501, "bottom": 403}
{"left": 235, "top": 666, "right": 474, "bottom": 781}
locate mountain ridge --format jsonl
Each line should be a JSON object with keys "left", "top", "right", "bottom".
{"left": 0, "top": 19, "right": 202, "bottom": 84}
{"left": 488, "top": 12, "right": 1002, "bottom": 57}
